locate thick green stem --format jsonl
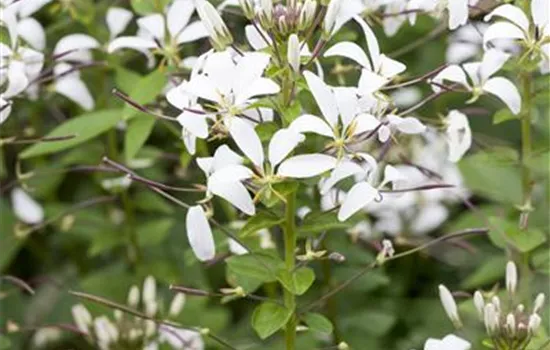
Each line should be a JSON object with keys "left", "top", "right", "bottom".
{"left": 519, "top": 72, "right": 533, "bottom": 221}
{"left": 283, "top": 191, "right": 297, "bottom": 350}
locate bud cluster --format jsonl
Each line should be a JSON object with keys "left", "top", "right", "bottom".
{"left": 71, "top": 276, "right": 200, "bottom": 350}
{"left": 438, "top": 262, "right": 546, "bottom": 350}
{"left": 240, "top": 0, "right": 318, "bottom": 38}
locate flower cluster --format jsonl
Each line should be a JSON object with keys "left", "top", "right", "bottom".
{"left": 71, "top": 276, "right": 203, "bottom": 350}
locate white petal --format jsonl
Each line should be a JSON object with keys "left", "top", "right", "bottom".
{"left": 54, "top": 76, "right": 95, "bottom": 110}
{"left": 480, "top": 49, "right": 510, "bottom": 81}
{"left": 137, "top": 14, "right": 165, "bottom": 41}
{"left": 482, "top": 77, "right": 521, "bottom": 115}
{"left": 447, "top": 0, "right": 469, "bottom": 30}
{"left": 175, "top": 21, "right": 209, "bottom": 44}
{"left": 378, "top": 125, "right": 391, "bottom": 142}
{"left": 183, "top": 75, "right": 219, "bottom": 103}
{"left": 277, "top": 154, "right": 337, "bottom": 178}
{"left": 358, "top": 69, "right": 388, "bottom": 94}
{"left": 3, "top": 60, "right": 29, "bottom": 98}
{"left": 532, "top": 0, "right": 549, "bottom": 30}
{"left": 168, "top": 0, "right": 195, "bottom": 37}
{"left": 430, "top": 65, "right": 469, "bottom": 92}
{"left": 54, "top": 34, "right": 100, "bottom": 57}
{"left": 387, "top": 115, "right": 426, "bottom": 134}
{"left": 228, "top": 118, "right": 264, "bottom": 167}
{"left": 1, "top": 6, "right": 18, "bottom": 47}
{"left": 20, "top": 47, "right": 44, "bottom": 79}
{"left": 17, "top": 18, "right": 46, "bottom": 50}
{"left": 183, "top": 131, "right": 197, "bottom": 155}
{"left": 380, "top": 164, "right": 406, "bottom": 188}
{"left": 186, "top": 206, "right": 215, "bottom": 261}
{"left": 331, "top": 0, "right": 366, "bottom": 36}
{"left": 268, "top": 128, "right": 305, "bottom": 167}
{"left": 483, "top": 22, "right": 526, "bottom": 48}
{"left": 484, "top": 4, "right": 529, "bottom": 32}
{"left": 17, "top": 0, "right": 52, "bottom": 17}
{"left": 334, "top": 87, "right": 359, "bottom": 128}
{"left": 209, "top": 165, "right": 253, "bottom": 184}
{"left": 304, "top": 71, "right": 339, "bottom": 128}
{"left": 245, "top": 24, "right": 271, "bottom": 50}
{"left": 321, "top": 161, "right": 365, "bottom": 195}
{"left": 234, "top": 52, "right": 272, "bottom": 98}
{"left": 289, "top": 114, "right": 334, "bottom": 137}
{"left": 235, "top": 78, "right": 280, "bottom": 106}
{"left": 11, "top": 188, "right": 44, "bottom": 224}
{"left": 378, "top": 55, "right": 406, "bottom": 78}
{"left": 106, "top": 7, "right": 133, "bottom": 39}
{"left": 411, "top": 203, "right": 449, "bottom": 234}
{"left": 337, "top": 182, "right": 378, "bottom": 221}
{"left": 354, "top": 16, "right": 380, "bottom": 68}
{"left": 107, "top": 36, "right": 156, "bottom": 53}
{"left": 209, "top": 180, "right": 255, "bottom": 215}
{"left": 353, "top": 113, "right": 381, "bottom": 135}
{"left": 177, "top": 111, "right": 208, "bottom": 138}
{"left": 324, "top": 41, "right": 370, "bottom": 68}
{"left": 0, "top": 98, "right": 12, "bottom": 125}
{"left": 441, "top": 334, "right": 471, "bottom": 350}
{"left": 166, "top": 82, "right": 193, "bottom": 110}
{"left": 212, "top": 144, "right": 244, "bottom": 171}
{"left": 446, "top": 110, "right": 472, "bottom": 162}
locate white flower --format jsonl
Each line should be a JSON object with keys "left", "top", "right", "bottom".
{"left": 0, "top": 42, "right": 44, "bottom": 99}
{"left": 1, "top": 0, "right": 51, "bottom": 50}
{"left": 445, "top": 110, "right": 471, "bottom": 162}
{"left": 106, "top": 7, "right": 133, "bottom": 40}
{"left": 424, "top": 334, "right": 471, "bottom": 350}
{"left": 11, "top": 187, "right": 44, "bottom": 224}
{"left": 186, "top": 205, "right": 216, "bottom": 261}
{"left": 325, "top": 16, "right": 406, "bottom": 87}
{"left": 438, "top": 284, "right": 461, "bottom": 327}
{"left": 414, "top": 0, "right": 475, "bottom": 30}
{"left": 53, "top": 33, "right": 101, "bottom": 62}
{"left": 430, "top": 49, "right": 521, "bottom": 114}
{"left": 71, "top": 304, "right": 93, "bottom": 334}
{"left": 53, "top": 63, "right": 95, "bottom": 110}
{"left": 196, "top": 0, "right": 233, "bottom": 50}
{"left": 108, "top": 0, "right": 208, "bottom": 59}
{"left": 323, "top": 0, "right": 365, "bottom": 37}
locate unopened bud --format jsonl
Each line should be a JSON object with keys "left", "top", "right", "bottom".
{"left": 196, "top": 0, "right": 233, "bottom": 50}
{"left": 517, "top": 304, "right": 525, "bottom": 313}
{"left": 328, "top": 252, "right": 346, "bottom": 263}
{"left": 473, "top": 291, "right": 485, "bottom": 320}
{"left": 323, "top": 0, "right": 342, "bottom": 37}
{"left": 238, "top": 0, "right": 255, "bottom": 19}
{"left": 528, "top": 314, "right": 541, "bottom": 334}
{"left": 169, "top": 293, "right": 186, "bottom": 317}
{"left": 376, "top": 239, "right": 395, "bottom": 264}
{"left": 142, "top": 276, "right": 156, "bottom": 304}
{"left": 113, "top": 310, "right": 123, "bottom": 322}
{"left": 337, "top": 342, "right": 349, "bottom": 350}
{"left": 533, "top": 293, "right": 545, "bottom": 314}
{"left": 145, "top": 300, "right": 158, "bottom": 317}
{"left": 71, "top": 304, "right": 92, "bottom": 334}
{"left": 287, "top": 34, "right": 300, "bottom": 72}
{"left": 506, "top": 261, "right": 517, "bottom": 295}
{"left": 127, "top": 285, "right": 140, "bottom": 308}
{"left": 438, "top": 285, "right": 461, "bottom": 328}
{"left": 491, "top": 296, "right": 501, "bottom": 313}
{"left": 299, "top": 0, "right": 317, "bottom": 30}
{"left": 506, "top": 313, "right": 516, "bottom": 335}
{"left": 484, "top": 303, "right": 499, "bottom": 335}
{"left": 145, "top": 320, "right": 156, "bottom": 337}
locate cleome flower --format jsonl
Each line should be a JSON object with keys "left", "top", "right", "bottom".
{"left": 430, "top": 49, "right": 521, "bottom": 114}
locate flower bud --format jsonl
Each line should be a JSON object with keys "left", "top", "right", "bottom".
{"left": 94, "top": 317, "right": 118, "bottom": 345}
{"left": 473, "top": 291, "right": 485, "bottom": 320}
{"left": 438, "top": 285, "right": 461, "bottom": 328}
{"left": 145, "top": 300, "right": 158, "bottom": 317}
{"left": 71, "top": 304, "right": 92, "bottom": 334}
{"left": 258, "top": 0, "right": 274, "bottom": 29}
{"left": 238, "top": 0, "right": 255, "bottom": 19}
{"left": 145, "top": 320, "right": 156, "bottom": 337}
{"left": 298, "top": 0, "right": 317, "bottom": 30}
{"left": 169, "top": 293, "right": 186, "bottom": 317}
{"left": 528, "top": 314, "right": 541, "bottom": 334}
{"left": 127, "top": 285, "right": 140, "bottom": 308}
{"left": 533, "top": 293, "right": 545, "bottom": 314}
{"left": 517, "top": 304, "right": 525, "bottom": 313}
{"left": 506, "top": 261, "right": 517, "bottom": 295}
{"left": 142, "top": 276, "right": 156, "bottom": 304}
{"left": 196, "top": 0, "right": 233, "bottom": 51}
{"left": 323, "top": 0, "right": 342, "bottom": 37}
{"left": 492, "top": 296, "right": 501, "bottom": 313}
{"left": 506, "top": 313, "right": 516, "bottom": 336}
{"left": 484, "top": 303, "right": 499, "bottom": 335}
{"left": 287, "top": 34, "right": 300, "bottom": 72}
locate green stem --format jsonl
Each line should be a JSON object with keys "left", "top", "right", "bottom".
{"left": 321, "top": 243, "right": 341, "bottom": 343}
{"left": 519, "top": 71, "right": 533, "bottom": 222}
{"left": 122, "top": 190, "right": 140, "bottom": 266}
{"left": 283, "top": 190, "right": 297, "bottom": 350}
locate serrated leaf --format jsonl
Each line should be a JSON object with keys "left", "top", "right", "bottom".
{"left": 303, "top": 313, "right": 333, "bottom": 334}
{"left": 252, "top": 303, "right": 292, "bottom": 339}
{"left": 240, "top": 211, "right": 284, "bottom": 237}
{"left": 277, "top": 267, "right": 315, "bottom": 295}
{"left": 488, "top": 217, "right": 546, "bottom": 252}
{"left": 20, "top": 109, "right": 122, "bottom": 159}
{"left": 125, "top": 115, "right": 156, "bottom": 161}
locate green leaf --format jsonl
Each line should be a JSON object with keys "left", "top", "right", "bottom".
{"left": 115, "top": 67, "right": 142, "bottom": 94}
{"left": 298, "top": 211, "right": 349, "bottom": 235}
{"left": 461, "top": 256, "right": 507, "bottom": 289}
{"left": 281, "top": 99, "right": 302, "bottom": 125}
{"left": 20, "top": 109, "right": 122, "bottom": 158}
{"left": 303, "top": 313, "right": 333, "bottom": 334}
{"left": 125, "top": 115, "right": 156, "bottom": 161}
{"left": 492, "top": 108, "right": 518, "bottom": 124}
{"left": 0, "top": 200, "right": 21, "bottom": 270}
{"left": 261, "top": 181, "right": 299, "bottom": 208}
{"left": 251, "top": 302, "right": 292, "bottom": 339}
{"left": 277, "top": 267, "right": 315, "bottom": 295}
{"left": 88, "top": 231, "right": 125, "bottom": 257}
{"left": 255, "top": 122, "right": 279, "bottom": 142}
{"left": 488, "top": 217, "right": 546, "bottom": 252}
{"left": 122, "top": 69, "right": 167, "bottom": 120}
{"left": 240, "top": 211, "right": 284, "bottom": 237}
{"left": 137, "top": 218, "right": 175, "bottom": 246}
{"left": 130, "top": 0, "right": 171, "bottom": 14}
{"left": 226, "top": 253, "right": 283, "bottom": 283}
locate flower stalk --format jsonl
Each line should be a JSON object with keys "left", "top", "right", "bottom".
{"left": 283, "top": 190, "right": 298, "bottom": 350}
